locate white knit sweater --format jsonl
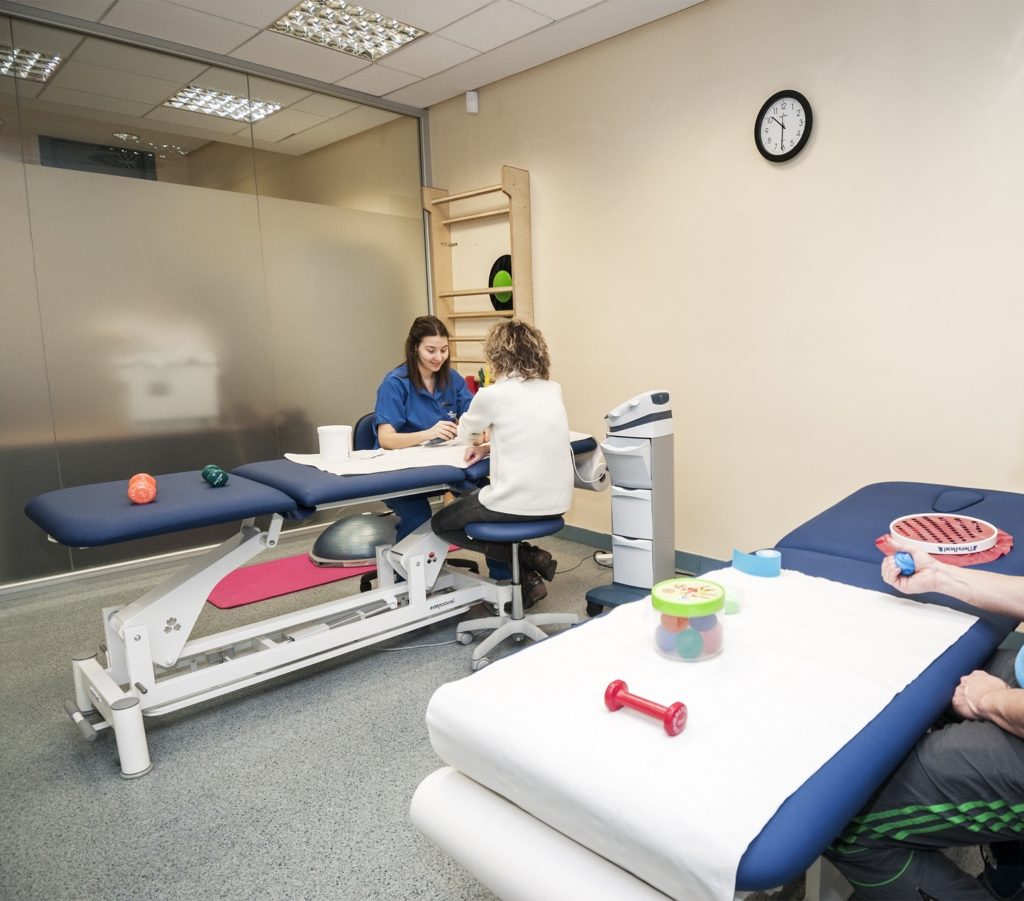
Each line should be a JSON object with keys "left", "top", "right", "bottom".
{"left": 457, "top": 376, "right": 573, "bottom": 516}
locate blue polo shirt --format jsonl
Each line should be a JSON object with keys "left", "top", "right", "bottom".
{"left": 373, "top": 364, "right": 473, "bottom": 449}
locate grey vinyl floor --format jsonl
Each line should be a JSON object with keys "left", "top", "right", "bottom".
{"left": 0, "top": 529, "right": 613, "bottom": 901}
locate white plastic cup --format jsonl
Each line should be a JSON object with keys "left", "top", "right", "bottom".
{"left": 318, "top": 425, "right": 352, "bottom": 465}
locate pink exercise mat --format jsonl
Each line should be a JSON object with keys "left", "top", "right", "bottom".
{"left": 208, "top": 555, "right": 375, "bottom": 609}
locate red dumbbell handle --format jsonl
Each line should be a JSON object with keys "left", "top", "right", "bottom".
{"left": 605, "top": 680, "right": 687, "bottom": 736}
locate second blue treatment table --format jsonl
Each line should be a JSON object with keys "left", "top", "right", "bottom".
{"left": 411, "top": 481, "right": 1023, "bottom": 899}
{"left": 25, "top": 440, "right": 596, "bottom": 778}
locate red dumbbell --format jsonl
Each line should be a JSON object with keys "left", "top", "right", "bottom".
{"left": 604, "top": 679, "right": 687, "bottom": 736}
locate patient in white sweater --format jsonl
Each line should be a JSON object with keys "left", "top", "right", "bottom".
{"left": 431, "top": 319, "right": 573, "bottom": 605}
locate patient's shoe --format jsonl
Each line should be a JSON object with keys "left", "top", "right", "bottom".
{"left": 980, "top": 843, "right": 1024, "bottom": 901}
{"left": 519, "top": 542, "right": 557, "bottom": 582}
{"left": 521, "top": 569, "right": 547, "bottom": 608}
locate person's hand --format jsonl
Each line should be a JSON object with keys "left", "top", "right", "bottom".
{"left": 463, "top": 443, "right": 490, "bottom": 465}
{"left": 425, "top": 420, "right": 458, "bottom": 442}
{"left": 952, "top": 669, "right": 1011, "bottom": 720}
{"left": 880, "top": 536, "right": 941, "bottom": 594}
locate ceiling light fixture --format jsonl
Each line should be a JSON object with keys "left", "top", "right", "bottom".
{"left": 271, "top": 1, "right": 425, "bottom": 61}
{"left": 113, "top": 132, "right": 189, "bottom": 158}
{"left": 163, "top": 85, "right": 281, "bottom": 123}
{"left": 0, "top": 43, "right": 63, "bottom": 82}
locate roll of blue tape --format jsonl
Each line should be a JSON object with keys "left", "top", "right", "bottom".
{"left": 732, "top": 548, "right": 781, "bottom": 578}
{"left": 1015, "top": 646, "right": 1024, "bottom": 689}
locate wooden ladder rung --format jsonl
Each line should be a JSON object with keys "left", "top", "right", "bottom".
{"left": 448, "top": 310, "right": 515, "bottom": 320}
{"left": 439, "top": 287, "right": 514, "bottom": 298}
{"left": 430, "top": 184, "right": 503, "bottom": 205}
{"left": 442, "top": 208, "right": 509, "bottom": 225}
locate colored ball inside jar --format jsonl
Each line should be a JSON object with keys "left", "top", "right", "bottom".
{"left": 650, "top": 577, "right": 726, "bottom": 661}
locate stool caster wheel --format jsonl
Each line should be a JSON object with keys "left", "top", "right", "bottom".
{"left": 359, "top": 574, "right": 374, "bottom": 592}
{"left": 457, "top": 632, "right": 473, "bottom": 645}
{"left": 586, "top": 602, "right": 603, "bottom": 617}
{"left": 471, "top": 657, "right": 490, "bottom": 672}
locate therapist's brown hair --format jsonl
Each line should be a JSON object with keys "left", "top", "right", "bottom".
{"left": 484, "top": 319, "right": 550, "bottom": 381}
{"left": 404, "top": 315, "right": 452, "bottom": 392}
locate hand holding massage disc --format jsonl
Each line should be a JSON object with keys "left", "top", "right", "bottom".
{"left": 127, "top": 473, "right": 157, "bottom": 504}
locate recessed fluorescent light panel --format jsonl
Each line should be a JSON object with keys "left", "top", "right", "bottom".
{"left": 0, "top": 43, "right": 63, "bottom": 82}
{"left": 272, "top": 1, "right": 425, "bottom": 61}
{"left": 162, "top": 85, "right": 282, "bottom": 123}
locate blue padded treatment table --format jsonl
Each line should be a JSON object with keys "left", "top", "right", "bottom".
{"left": 736, "top": 550, "right": 1017, "bottom": 889}
{"left": 25, "top": 470, "right": 305, "bottom": 547}
{"left": 777, "top": 480, "right": 1023, "bottom": 573}
{"left": 735, "top": 480, "right": 1023, "bottom": 889}
{"left": 411, "top": 479, "right": 1024, "bottom": 897}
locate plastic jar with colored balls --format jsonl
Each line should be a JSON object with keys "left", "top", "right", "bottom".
{"left": 651, "top": 577, "right": 726, "bottom": 662}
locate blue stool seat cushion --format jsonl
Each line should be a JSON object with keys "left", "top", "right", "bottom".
{"left": 465, "top": 518, "right": 564, "bottom": 543}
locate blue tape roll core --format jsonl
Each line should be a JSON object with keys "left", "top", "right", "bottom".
{"left": 732, "top": 548, "right": 781, "bottom": 578}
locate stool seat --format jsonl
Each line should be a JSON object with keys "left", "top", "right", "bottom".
{"left": 464, "top": 517, "right": 564, "bottom": 544}
{"left": 456, "top": 516, "right": 576, "bottom": 671}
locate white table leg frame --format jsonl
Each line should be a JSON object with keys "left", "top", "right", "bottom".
{"left": 64, "top": 518, "right": 497, "bottom": 778}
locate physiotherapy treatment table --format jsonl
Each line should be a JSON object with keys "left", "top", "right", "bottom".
{"left": 411, "top": 481, "right": 1024, "bottom": 899}
{"left": 25, "top": 439, "right": 596, "bottom": 778}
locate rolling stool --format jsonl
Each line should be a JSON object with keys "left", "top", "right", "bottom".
{"left": 456, "top": 518, "right": 579, "bottom": 671}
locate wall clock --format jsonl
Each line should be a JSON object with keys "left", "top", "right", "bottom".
{"left": 755, "top": 90, "right": 812, "bottom": 162}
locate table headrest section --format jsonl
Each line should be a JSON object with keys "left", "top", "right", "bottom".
{"left": 25, "top": 471, "right": 302, "bottom": 548}
{"left": 233, "top": 458, "right": 467, "bottom": 509}
{"left": 776, "top": 481, "right": 1024, "bottom": 572}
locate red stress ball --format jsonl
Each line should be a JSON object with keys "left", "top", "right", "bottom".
{"left": 127, "top": 473, "right": 157, "bottom": 504}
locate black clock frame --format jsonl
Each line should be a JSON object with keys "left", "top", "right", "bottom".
{"left": 755, "top": 90, "right": 813, "bottom": 163}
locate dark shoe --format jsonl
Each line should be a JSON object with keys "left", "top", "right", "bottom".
{"left": 980, "top": 847, "right": 1024, "bottom": 901}
{"left": 519, "top": 542, "right": 557, "bottom": 582}
{"left": 521, "top": 569, "right": 547, "bottom": 608}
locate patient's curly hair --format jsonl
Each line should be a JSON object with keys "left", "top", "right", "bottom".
{"left": 484, "top": 319, "right": 550, "bottom": 381}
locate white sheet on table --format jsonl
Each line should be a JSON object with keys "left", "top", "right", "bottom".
{"left": 425, "top": 567, "right": 978, "bottom": 901}
{"left": 285, "top": 444, "right": 470, "bottom": 475}
{"left": 285, "top": 430, "right": 594, "bottom": 476}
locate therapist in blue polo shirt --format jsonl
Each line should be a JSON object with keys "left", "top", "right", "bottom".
{"left": 374, "top": 315, "right": 475, "bottom": 544}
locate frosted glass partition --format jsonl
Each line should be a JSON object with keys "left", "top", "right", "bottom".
{"left": 0, "top": 15, "right": 426, "bottom": 582}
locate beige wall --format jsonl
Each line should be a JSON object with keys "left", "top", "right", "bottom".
{"left": 427, "top": 0, "right": 1024, "bottom": 560}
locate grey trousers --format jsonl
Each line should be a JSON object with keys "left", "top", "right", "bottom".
{"left": 825, "top": 649, "right": 1024, "bottom": 900}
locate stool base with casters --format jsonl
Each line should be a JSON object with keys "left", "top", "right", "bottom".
{"left": 455, "top": 518, "right": 579, "bottom": 671}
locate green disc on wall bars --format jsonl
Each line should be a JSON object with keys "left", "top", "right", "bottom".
{"left": 488, "top": 255, "right": 513, "bottom": 310}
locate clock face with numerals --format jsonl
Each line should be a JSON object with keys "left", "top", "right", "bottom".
{"left": 755, "top": 90, "right": 812, "bottom": 162}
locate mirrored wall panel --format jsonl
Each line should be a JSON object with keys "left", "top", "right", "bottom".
{"left": 0, "top": 15, "right": 426, "bottom": 582}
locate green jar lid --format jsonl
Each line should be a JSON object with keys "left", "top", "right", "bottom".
{"left": 651, "top": 578, "right": 725, "bottom": 617}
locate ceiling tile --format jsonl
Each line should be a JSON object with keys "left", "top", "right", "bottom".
{"left": 245, "top": 76, "right": 313, "bottom": 107}
{"left": 163, "top": 0, "right": 294, "bottom": 29}
{"left": 144, "top": 103, "right": 254, "bottom": 134}
{"left": 101, "top": 0, "right": 259, "bottom": 55}
{"left": 4, "top": 0, "right": 113, "bottom": 22}
{"left": 250, "top": 106, "right": 325, "bottom": 142}
{"left": 335, "top": 63, "right": 419, "bottom": 97}
{"left": 32, "top": 83, "right": 154, "bottom": 117}
{"left": 515, "top": 0, "right": 602, "bottom": 19}
{"left": 369, "top": 1, "right": 493, "bottom": 34}
{"left": 72, "top": 36, "right": 205, "bottom": 83}
{"left": 229, "top": 31, "right": 368, "bottom": 83}
{"left": 381, "top": 34, "right": 479, "bottom": 79}
{"left": 439, "top": 0, "right": 552, "bottom": 53}
{"left": 7, "top": 20, "right": 86, "bottom": 57}
{"left": 48, "top": 58, "right": 183, "bottom": 104}
{"left": 183, "top": 65, "right": 251, "bottom": 97}
{"left": 290, "top": 92, "right": 359, "bottom": 118}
